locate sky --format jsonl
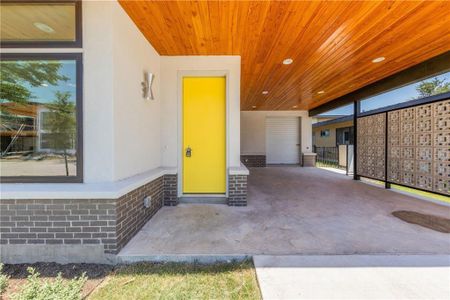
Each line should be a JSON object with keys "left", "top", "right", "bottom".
{"left": 320, "top": 71, "right": 450, "bottom": 116}
{"left": 19, "top": 60, "right": 77, "bottom": 104}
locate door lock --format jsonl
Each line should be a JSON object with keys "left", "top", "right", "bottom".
{"left": 186, "top": 147, "right": 192, "bottom": 157}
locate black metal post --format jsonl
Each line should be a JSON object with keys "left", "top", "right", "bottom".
{"left": 346, "top": 144, "right": 349, "bottom": 176}
{"left": 353, "top": 101, "right": 360, "bottom": 180}
{"left": 384, "top": 111, "right": 391, "bottom": 189}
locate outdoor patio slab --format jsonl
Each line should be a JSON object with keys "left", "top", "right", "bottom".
{"left": 118, "top": 167, "right": 450, "bottom": 258}
{"left": 254, "top": 255, "right": 450, "bottom": 299}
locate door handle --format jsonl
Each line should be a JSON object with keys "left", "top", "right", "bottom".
{"left": 185, "top": 147, "right": 192, "bottom": 157}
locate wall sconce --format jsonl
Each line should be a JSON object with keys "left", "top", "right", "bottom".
{"left": 141, "top": 72, "right": 154, "bottom": 100}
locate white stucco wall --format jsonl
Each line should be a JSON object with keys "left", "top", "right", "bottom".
{"left": 83, "top": 1, "right": 115, "bottom": 183}
{"left": 241, "top": 111, "right": 313, "bottom": 155}
{"left": 160, "top": 56, "right": 242, "bottom": 169}
{"left": 83, "top": 1, "right": 162, "bottom": 182}
{"left": 82, "top": 4, "right": 243, "bottom": 182}
{"left": 111, "top": 3, "right": 161, "bottom": 181}
{"left": 1, "top": 2, "right": 241, "bottom": 193}
{"left": 84, "top": 5, "right": 242, "bottom": 181}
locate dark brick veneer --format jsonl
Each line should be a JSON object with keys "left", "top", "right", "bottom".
{"left": 0, "top": 198, "right": 118, "bottom": 253}
{"left": 241, "top": 155, "right": 266, "bottom": 167}
{"left": 228, "top": 175, "right": 248, "bottom": 206}
{"left": 115, "top": 177, "right": 163, "bottom": 253}
{"left": 163, "top": 174, "right": 178, "bottom": 206}
{"left": 0, "top": 175, "right": 176, "bottom": 255}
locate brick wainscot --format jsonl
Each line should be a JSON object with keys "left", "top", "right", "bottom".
{"left": 0, "top": 171, "right": 178, "bottom": 264}
{"left": 1, "top": 165, "right": 249, "bottom": 263}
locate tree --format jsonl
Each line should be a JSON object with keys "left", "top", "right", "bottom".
{"left": 415, "top": 77, "right": 450, "bottom": 99}
{"left": 0, "top": 60, "right": 69, "bottom": 158}
{"left": 0, "top": 60, "right": 68, "bottom": 105}
{"left": 46, "top": 91, "right": 76, "bottom": 176}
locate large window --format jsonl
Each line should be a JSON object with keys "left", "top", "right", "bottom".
{"left": 0, "top": 0, "right": 82, "bottom": 48}
{"left": 0, "top": 53, "right": 83, "bottom": 182}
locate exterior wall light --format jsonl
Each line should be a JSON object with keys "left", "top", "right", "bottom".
{"left": 142, "top": 72, "right": 155, "bottom": 100}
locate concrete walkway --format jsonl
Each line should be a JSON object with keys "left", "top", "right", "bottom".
{"left": 254, "top": 255, "right": 450, "bottom": 299}
{"left": 119, "top": 167, "right": 450, "bottom": 259}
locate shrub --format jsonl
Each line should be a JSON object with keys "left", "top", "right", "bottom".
{"left": 11, "top": 267, "right": 87, "bottom": 300}
{"left": 0, "top": 263, "right": 10, "bottom": 295}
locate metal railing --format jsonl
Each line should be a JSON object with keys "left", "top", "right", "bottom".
{"left": 314, "top": 145, "right": 354, "bottom": 175}
{"left": 314, "top": 146, "right": 339, "bottom": 166}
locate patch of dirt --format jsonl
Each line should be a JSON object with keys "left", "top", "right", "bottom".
{"left": 392, "top": 210, "right": 450, "bottom": 233}
{"left": 1, "top": 263, "right": 114, "bottom": 300}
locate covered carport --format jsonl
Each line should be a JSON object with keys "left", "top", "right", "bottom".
{"left": 119, "top": 52, "right": 450, "bottom": 260}
{"left": 118, "top": 167, "right": 449, "bottom": 259}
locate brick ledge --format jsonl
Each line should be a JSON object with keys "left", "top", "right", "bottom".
{"left": 229, "top": 163, "right": 250, "bottom": 176}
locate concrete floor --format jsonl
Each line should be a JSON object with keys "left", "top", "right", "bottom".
{"left": 119, "top": 167, "right": 450, "bottom": 258}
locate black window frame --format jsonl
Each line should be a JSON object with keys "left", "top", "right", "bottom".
{"left": 0, "top": 0, "right": 82, "bottom": 48}
{"left": 0, "top": 52, "right": 83, "bottom": 183}
{"left": 320, "top": 129, "right": 330, "bottom": 137}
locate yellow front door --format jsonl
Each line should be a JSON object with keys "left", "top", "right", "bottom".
{"left": 183, "top": 77, "right": 226, "bottom": 194}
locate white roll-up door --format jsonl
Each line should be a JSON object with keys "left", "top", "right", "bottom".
{"left": 266, "top": 117, "right": 301, "bottom": 164}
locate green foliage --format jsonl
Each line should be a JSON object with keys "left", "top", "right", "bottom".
{"left": 0, "top": 263, "right": 10, "bottom": 295}
{"left": 45, "top": 91, "right": 76, "bottom": 175}
{"left": 415, "top": 77, "right": 450, "bottom": 98}
{"left": 11, "top": 267, "right": 87, "bottom": 300}
{"left": 0, "top": 81, "right": 32, "bottom": 104}
{"left": 46, "top": 91, "right": 76, "bottom": 151}
{"left": 0, "top": 60, "right": 68, "bottom": 105}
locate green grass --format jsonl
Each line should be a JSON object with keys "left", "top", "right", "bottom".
{"left": 362, "top": 178, "right": 449, "bottom": 203}
{"left": 0, "top": 264, "right": 9, "bottom": 296}
{"left": 88, "top": 260, "right": 261, "bottom": 300}
{"left": 315, "top": 161, "right": 345, "bottom": 170}
{"left": 391, "top": 184, "right": 450, "bottom": 203}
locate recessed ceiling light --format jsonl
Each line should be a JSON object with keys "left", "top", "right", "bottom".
{"left": 317, "top": 90, "right": 325, "bottom": 94}
{"left": 252, "top": 106, "right": 257, "bottom": 109}
{"left": 262, "top": 91, "right": 269, "bottom": 95}
{"left": 283, "top": 58, "right": 293, "bottom": 65}
{"left": 372, "top": 56, "right": 385, "bottom": 63}
{"left": 33, "top": 22, "right": 55, "bottom": 33}
{"left": 292, "top": 105, "right": 298, "bottom": 108}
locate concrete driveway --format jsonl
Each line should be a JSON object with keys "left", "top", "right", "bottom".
{"left": 254, "top": 255, "right": 450, "bottom": 299}
{"left": 119, "top": 167, "right": 450, "bottom": 259}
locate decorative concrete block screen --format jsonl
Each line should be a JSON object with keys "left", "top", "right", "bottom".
{"left": 357, "top": 113, "right": 386, "bottom": 180}
{"left": 357, "top": 99, "right": 449, "bottom": 196}
{"left": 387, "top": 100, "right": 450, "bottom": 195}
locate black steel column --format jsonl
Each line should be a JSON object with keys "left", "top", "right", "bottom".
{"left": 353, "top": 101, "right": 360, "bottom": 180}
{"left": 384, "top": 111, "right": 391, "bottom": 189}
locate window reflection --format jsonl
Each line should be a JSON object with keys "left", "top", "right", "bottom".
{"left": 0, "top": 59, "right": 78, "bottom": 177}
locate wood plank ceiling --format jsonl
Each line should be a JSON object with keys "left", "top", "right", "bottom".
{"left": 119, "top": 1, "right": 450, "bottom": 111}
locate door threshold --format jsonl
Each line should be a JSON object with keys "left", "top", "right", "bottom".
{"left": 179, "top": 196, "right": 227, "bottom": 204}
